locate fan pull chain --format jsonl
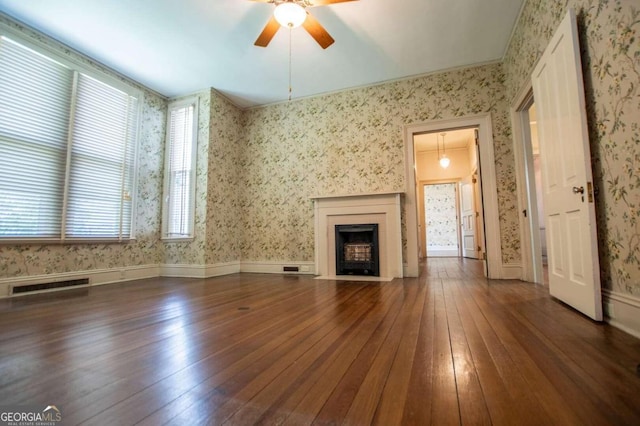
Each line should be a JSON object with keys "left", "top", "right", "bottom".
{"left": 288, "top": 26, "right": 292, "bottom": 101}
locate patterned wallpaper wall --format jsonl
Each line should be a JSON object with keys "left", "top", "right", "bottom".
{"left": 424, "top": 184, "right": 459, "bottom": 248}
{"left": 503, "top": 0, "right": 640, "bottom": 297}
{"left": 7, "top": 0, "right": 633, "bottom": 290}
{"left": 241, "top": 63, "right": 520, "bottom": 265}
{"left": 205, "top": 90, "right": 243, "bottom": 265}
{"left": 0, "top": 15, "right": 167, "bottom": 279}
{"left": 163, "top": 89, "right": 243, "bottom": 266}
{"left": 163, "top": 90, "right": 211, "bottom": 266}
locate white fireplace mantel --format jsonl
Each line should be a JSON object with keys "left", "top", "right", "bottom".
{"left": 311, "top": 192, "right": 403, "bottom": 281}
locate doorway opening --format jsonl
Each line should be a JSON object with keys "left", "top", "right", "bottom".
{"left": 423, "top": 182, "right": 460, "bottom": 257}
{"left": 413, "top": 127, "right": 486, "bottom": 261}
{"left": 404, "top": 114, "right": 502, "bottom": 278}
{"left": 514, "top": 92, "right": 546, "bottom": 284}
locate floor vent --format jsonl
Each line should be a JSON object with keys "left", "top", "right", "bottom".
{"left": 11, "top": 278, "right": 90, "bottom": 295}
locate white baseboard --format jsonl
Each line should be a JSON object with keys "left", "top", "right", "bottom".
{"left": 160, "top": 262, "right": 241, "bottom": 278}
{"left": 403, "top": 262, "right": 416, "bottom": 278}
{"left": 603, "top": 289, "right": 640, "bottom": 339}
{"left": 240, "top": 261, "right": 315, "bottom": 275}
{"left": 501, "top": 263, "right": 522, "bottom": 279}
{"left": 426, "top": 249, "right": 459, "bottom": 257}
{"left": 0, "top": 264, "right": 160, "bottom": 298}
{"left": 0, "top": 260, "right": 318, "bottom": 298}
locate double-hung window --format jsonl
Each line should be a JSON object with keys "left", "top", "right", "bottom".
{"left": 0, "top": 33, "right": 140, "bottom": 242}
{"left": 162, "top": 99, "right": 198, "bottom": 240}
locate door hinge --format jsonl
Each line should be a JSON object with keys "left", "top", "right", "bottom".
{"left": 476, "top": 211, "right": 480, "bottom": 217}
{"left": 522, "top": 209, "right": 527, "bottom": 217}
{"left": 587, "top": 181, "right": 594, "bottom": 203}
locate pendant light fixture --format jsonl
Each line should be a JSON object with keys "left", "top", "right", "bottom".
{"left": 438, "top": 132, "right": 450, "bottom": 169}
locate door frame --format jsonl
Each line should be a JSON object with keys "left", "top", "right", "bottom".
{"left": 419, "top": 179, "right": 462, "bottom": 258}
{"left": 511, "top": 85, "right": 545, "bottom": 284}
{"left": 404, "top": 113, "right": 501, "bottom": 278}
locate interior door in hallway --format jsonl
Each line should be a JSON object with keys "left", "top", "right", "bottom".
{"left": 531, "top": 9, "right": 602, "bottom": 321}
{"left": 460, "top": 174, "right": 479, "bottom": 259}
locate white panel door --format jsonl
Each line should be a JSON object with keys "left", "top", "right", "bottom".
{"left": 460, "top": 175, "right": 478, "bottom": 259}
{"left": 531, "top": 9, "right": 602, "bottom": 321}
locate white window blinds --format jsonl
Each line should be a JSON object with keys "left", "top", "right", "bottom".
{"left": 66, "top": 74, "right": 138, "bottom": 238}
{"left": 162, "top": 100, "right": 197, "bottom": 239}
{"left": 0, "top": 37, "right": 72, "bottom": 238}
{"left": 0, "top": 35, "right": 140, "bottom": 241}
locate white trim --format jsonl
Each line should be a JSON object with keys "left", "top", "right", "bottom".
{"left": 510, "top": 81, "right": 544, "bottom": 284}
{"left": 160, "top": 262, "right": 241, "bottom": 278}
{"left": 240, "top": 261, "right": 316, "bottom": 275}
{"left": 162, "top": 97, "right": 199, "bottom": 240}
{"left": 501, "top": 0, "right": 529, "bottom": 62}
{"left": 603, "top": 289, "right": 640, "bottom": 339}
{"left": 403, "top": 263, "right": 410, "bottom": 277}
{"left": 426, "top": 249, "right": 460, "bottom": 257}
{"left": 310, "top": 190, "right": 403, "bottom": 200}
{"left": 245, "top": 60, "right": 503, "bottom": 111}
{"left": 404, "top": 113, "right": 502, "bottom": 278}
{"left": 501, "top": 263, "right": 523, "bottom": 279}
{"left": 0, "top": 264, "right": 160, "bottom": 298}
{"left": 0, "top": 22, "right": 142, "bottom": 100}
{"left": 312, "top": 193, "right": 403, "bottom": 280}
{"left": 0, "top": 16, "right": 151, "bottom": 98}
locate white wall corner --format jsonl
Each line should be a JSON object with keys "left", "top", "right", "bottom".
{"left": 603, "top": 289, "right": 640, "bottom": 339}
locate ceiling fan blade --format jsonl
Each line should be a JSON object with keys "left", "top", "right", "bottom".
{"left": 309, "top": 0, "right": 358, "bottom": 5}
{"left": 302, "top": 12, "right": 335, "bottom": 49}
{"left": 255, "top": 15, "right": 280, "bottom": 47}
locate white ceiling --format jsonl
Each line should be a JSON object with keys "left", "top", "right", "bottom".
{"left": 414, "top": 128, "right": 475, "bottom": 153}
{"left": 0, "top": 0, "right": 526, "bottom": 108}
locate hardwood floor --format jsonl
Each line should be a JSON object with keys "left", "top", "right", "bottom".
{"left": 1, "top": 258, "right": 639, "bottom": 425}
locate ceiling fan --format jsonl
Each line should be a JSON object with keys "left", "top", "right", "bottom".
{"left": 250, "top": 0, "right": 358, "bottom": 49}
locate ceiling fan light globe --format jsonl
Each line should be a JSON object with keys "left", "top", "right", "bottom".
{"left": 439, "top": 156, "right": 450, "bottom": 169}
{"left": 274, "top": 2, "right": 306, "bottom": 28}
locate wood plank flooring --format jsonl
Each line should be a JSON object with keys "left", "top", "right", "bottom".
{"left": 1, "top": 258, "right": 639, "bottom": 425}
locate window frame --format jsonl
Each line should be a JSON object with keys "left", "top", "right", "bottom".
{"left": 0, "top": 24, "right": 143, "bottom": 244}
{"left": 161, "top": 97, "right": 199, "bottom": 242}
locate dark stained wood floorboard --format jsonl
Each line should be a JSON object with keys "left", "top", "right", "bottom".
{"left": 1, "top": 258, "right": 640, "bottom": 425}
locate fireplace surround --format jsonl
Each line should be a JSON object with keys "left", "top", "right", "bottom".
{"left": 312, "top": 192, "right": 403, "bottom": 281}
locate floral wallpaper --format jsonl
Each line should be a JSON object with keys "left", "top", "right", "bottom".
{"left": 11, "top": 0, "right": 635, "bottom": 287}
{"left": 163, "top": 90, "right": 211, "bottom": 266}
{"left": 163, "top": 89, "right": 243, "bottom": 266}
{"left": 503, "top": 0, "right": 640, "bottom": 297}
{"left": 0, "top": 15, "right": 167, "bottom": 279}
{"left": 241, "top": 63, "right": 520, "bottom": 265}
{"left": 204, "top": 90, "right": 243, "bottom": 265}
{"left": 424, "top": 184, "right": 459, "bottom": 248}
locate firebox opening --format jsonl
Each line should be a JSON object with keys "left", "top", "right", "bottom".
{"left": 335, "top": 224, "right": 380, "bottom": 277}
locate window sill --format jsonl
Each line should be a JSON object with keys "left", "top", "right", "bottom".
{"left": 161, "top": 237, "right": 195, "bottom": 243}
{"left": 0, "top": 237, "right": 135, "bottom": 245}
